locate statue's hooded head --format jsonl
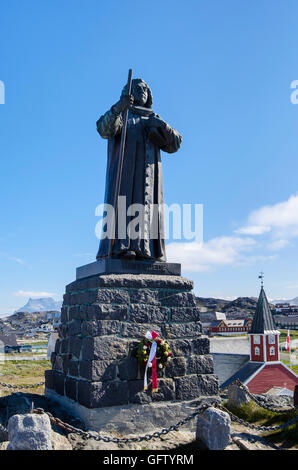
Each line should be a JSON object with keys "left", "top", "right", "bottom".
{"left": 121, "top": 78, "right": 153, "bottom": 109}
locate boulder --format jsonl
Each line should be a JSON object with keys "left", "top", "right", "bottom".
{"left": 227, "top": 383, "right": 250, "bottom": 407}
{"left": 196, "top": 406, "right": 231, "bottom": 450}
{"left": 7, "top": 414, "right": 53, "bottom": 450}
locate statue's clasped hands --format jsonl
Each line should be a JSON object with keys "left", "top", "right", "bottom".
{"left": 113, "top": 95, "right": 167, "bottom": 130}
{"left": 145, "top": 115, "right": 167, "bottom": 129}
{"left": 113, "top": 94, "right": 134, "bottom": 114}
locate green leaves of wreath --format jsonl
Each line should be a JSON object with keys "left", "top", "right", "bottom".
{"left": 136, "top": 337, "right": 173, "bottom": 371}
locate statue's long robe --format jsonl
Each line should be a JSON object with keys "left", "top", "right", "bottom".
{"left": 96, "top": 106, "right": 182, "bottom": 261}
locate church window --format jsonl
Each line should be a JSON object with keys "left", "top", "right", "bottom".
{"left": 269, "top": 346, "right": 275, "bottom": 356}
{"left": 254, "top": 346, "right": 260, "bottom": 355}
{"left": 254, "top": 335, "right": 260, "bottom": 344}
{"left": 268, "top": 335, "right": 275, "bottom": 344}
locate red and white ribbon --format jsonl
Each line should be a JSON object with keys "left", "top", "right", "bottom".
{"left": 144, "top": 330, "right": 159, "bottom": 392}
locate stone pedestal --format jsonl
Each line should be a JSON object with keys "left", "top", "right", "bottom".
{"left": 45, "top": 266, "right": 219, "bottom": 432}
{"left": 76, "top": 258, "right": 181, "bottom": 279}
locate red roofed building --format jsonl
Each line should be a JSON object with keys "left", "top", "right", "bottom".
{"left": 221, "top": 287, "right": 298, "bottom": 394}
{"left": 208, "top": 318, "right": 252, "bottom": 335}
{"left": 246, "top": 363, "right": 298, "bottom": 394}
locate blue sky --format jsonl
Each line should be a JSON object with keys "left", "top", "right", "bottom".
{"left": 1, "top": 0, "right": 298, "bottom": 315}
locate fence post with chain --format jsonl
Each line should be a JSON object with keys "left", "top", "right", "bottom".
{"left": 1, "top": 377, "right": 297, "bottom": 447}
{"left": 294, "top": 385, "right": 298, "bottom": 408}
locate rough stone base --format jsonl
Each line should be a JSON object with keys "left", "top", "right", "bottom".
{"left": 46, "top": 271, "right": 220, "bottom": 434}
{"left": 45, "top": 388, "right": 220, "bottom": 434}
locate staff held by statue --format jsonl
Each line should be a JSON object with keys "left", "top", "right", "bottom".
{"left": 109, "top": 68, "right": 133, "bottom": 256}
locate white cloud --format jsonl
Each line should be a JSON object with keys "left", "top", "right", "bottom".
{"left": 249, "top": 193, "right": 298, "bottom": 227}
{"left": 235, "top": 225, "right": 271, "bottom": 236}
{"left": 166, "top": 236, "right": 257, "bottom": 272}
{"left": 166, "top": 192, "right": 298, "bottom": 273}
{"left": 221, "top": 295, "right": 237, "bottom": 301}
{"left": 234, "top": 254, "right": 277, "bottom": 267}
{"left": 286, "top": 283, "right": 298, "bottom": 290}
{"left": 237, "top": 193, "right": 298, "bottom": 240}
{"left": 13, "top": 290, "right": 55, "bottom": 298}
{"left": 8, "top": 257, "right": 25, "bottom": 264}
{"left": 267, "top": 239, "right": 290, "bottom": 251}
{"left": 0, "top": 253, "right": 25, "bottom": 264}
{"left": 211, "top": 295, "right": 237, "bottom": 301}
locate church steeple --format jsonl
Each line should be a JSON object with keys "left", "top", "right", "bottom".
{"left": 250, "top": 287, "right": 276, "bottom": 334}
{"left": 249, "top": 284, "right": 280, "bottom": 363}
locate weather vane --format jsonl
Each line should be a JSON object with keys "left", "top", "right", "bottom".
{"left": 258, "top": 271, "right": 264, "bottom": 288}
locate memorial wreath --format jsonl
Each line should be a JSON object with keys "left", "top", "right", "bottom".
{"left": 136, "top": 331, "right": 172, "bottom": 392}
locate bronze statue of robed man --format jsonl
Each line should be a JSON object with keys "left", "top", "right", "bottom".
{"left": 96, "top": 74, "right": 182, "bottom": 262}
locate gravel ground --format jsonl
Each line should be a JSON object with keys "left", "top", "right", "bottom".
{"left": 67, "top": 421, "right": 278, "bottom": 451}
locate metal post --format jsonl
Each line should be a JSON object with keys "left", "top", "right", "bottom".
{"left": 294, "top": 385, "right": 298, "bottom": 408}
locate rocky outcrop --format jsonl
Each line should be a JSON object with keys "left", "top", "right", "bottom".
{"left": 197, "top": 296, "right": 276, "bottom": 320}
{"left": 255, "top": 394, "right": 293, "bottom": 409}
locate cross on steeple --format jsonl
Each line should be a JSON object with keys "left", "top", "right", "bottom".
{"left": 258, "top": 271, "right": 264, "bottom": 288}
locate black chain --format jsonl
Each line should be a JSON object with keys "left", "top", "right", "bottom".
{"left": 0, "top": 381, "right": 45, "bottom": 390}
{"left": 232, "top": 379, "right": 296, "bottom": 414}
{"left": 0, "top": 422, "right": 7, "bottom": 434}
{"left": 33, "top": 402, "right": 213, "bottom": 444}
{"left": 0, "top": 377, "right": 296, "bottom": 442}
{"left": 33, "top": 394, "right": 298, "bottom": 444}
{"left": 33, "top": 392, "right": 298, "bottom": 444}
{"left": 218, "top": 403, "right": 298, "bottom": 432}
{"left": 1, "top": 392, "right": 297, "bottom": 445}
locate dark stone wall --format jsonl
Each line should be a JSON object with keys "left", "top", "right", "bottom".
{"left": 46, "top": 274, "right": 218, "bottom": 408}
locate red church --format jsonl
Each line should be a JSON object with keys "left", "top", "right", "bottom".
{"left": 221, "top": 287, "right": 298, "bottom": 394}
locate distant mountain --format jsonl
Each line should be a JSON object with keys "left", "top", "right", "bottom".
{"left": 196, "top": 297, "right": 230, "bottom": 311}
{"left": 220, "top": 297, "right": 259, "bottom": 319}
{"left": 272, "top": 297, "right": 298, "bottom": 306}
{"left": 15, "top": 297, "right": 62, "bottom": 313}
{"left": 197, "top": 296, "right": 275, "bottom": 321}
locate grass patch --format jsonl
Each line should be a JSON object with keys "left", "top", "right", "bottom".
{"left": 281, "top": 361, "right": 298, "bottom": 374}
{"left": 0, "top": 360, "right": 50, "bottom": 396}
{"left": 6, "top": 352, "right": 47, "bottom": 356}
{"left": 263, "top": 421, "right": 298, "bottom": 448}
{"left": 17, "top": 341, "right": 48, "bottom": 346}
{"left": 225, "top": 400, "right": 276, "bottom": 423}
{"left": 225, "top": 399, "right": 298, "bottom": 448}
{"left": 0, "top": 360, "right": 50, "bottom": 377}
{"left": 279, "top": 330, "right": 298, "bottom": 341}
